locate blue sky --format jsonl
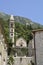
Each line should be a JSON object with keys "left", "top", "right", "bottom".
{"left": 0, "top": 0, "right": 43, "bottom": 24}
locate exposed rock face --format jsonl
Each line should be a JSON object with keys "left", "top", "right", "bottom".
{"left": 0, "top": 34, "right": 7, "bottom": 65}
{"left": 0, "top": 25, "right": 7, "bottom": 65}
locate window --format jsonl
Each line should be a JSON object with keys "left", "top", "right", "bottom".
{"left": 3, "top": 59, "right": 5, "bottom": 61}
{"left": 20, "top": 44, "right": 22, "bottom": 47}
{"left": 11, "top": 23, "right": 13, "bottom": 28}
{"left": 0, "top": 53, "right": 1, "bottom": 55}
{"left": 20, "top": 41, "right": 23, "bottom": 47}
{"left": 11, "top": 33, "right": 13, "bottom": 36}
{"left": 20, "top": 58, "right": 22, "bottom": 62}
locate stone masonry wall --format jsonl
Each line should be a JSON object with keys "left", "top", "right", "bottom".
{"left": 0, "top": 34, "right": 7, "bottom": 65}
{"left": 35, "top": 31, "right": 43, "bottom": 65}
{"left": 13, "top": 57, "right": 34, "bottom": 65}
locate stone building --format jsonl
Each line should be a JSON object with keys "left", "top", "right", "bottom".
{"left": 9, "top": 15, "right": 34, "bottom": 65}
{"left": 32, "top": 29, "right": 43, "bottom": 65}
{"left": 9, "top": 15, "right": 14, "bottom": 43}
{"left": 16, "top": 37, "right": 27, "bottom": 47}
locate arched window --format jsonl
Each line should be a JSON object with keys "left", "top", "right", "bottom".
{"left": 20, "top": 44, "right": 23, "bottom": 47}
{"left": 20, "top": 41, "right": 24, "bottom": 47}
{"left": 11, "top": 23, "right": 13, "bottom": 28}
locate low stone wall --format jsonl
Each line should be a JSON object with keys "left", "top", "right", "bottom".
{"left": 13, "top": 57, "right": 34, "bottom": 65}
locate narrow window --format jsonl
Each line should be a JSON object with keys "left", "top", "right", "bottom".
{"left": 11, "top": 23, "right": 13, "bottom": 28}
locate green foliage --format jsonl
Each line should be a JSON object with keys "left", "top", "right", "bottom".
{"left": 21, "top": 48, "right": 28, "bottom": 55}
{"left": 0, "top": 18, "right": 33, "bottom": 44}
{"left": 7, "top": 55, "right": 14, "bottom": 65}
{"left": 7, "top": 38, "right": 13, "bottom": 55}
{"left": 0, "top": 18, "right": 9, "bottom": 43}
{"left": 15, "top": 22, "right": 33, "bottom": 43}
{"left": 28, "top": 64, "right": 31, "bottom": 65}
{"left": 0, "top": 18, "right": 33, "bottom": 56}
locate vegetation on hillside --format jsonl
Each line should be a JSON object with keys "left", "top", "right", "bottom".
{"left": 0, "top": 13, "right": 43, "bottom": 45}
{"left": 0, "top": 12, "right": 43, "bottom": 29}
{"left": 0, "top": 18, "right": 33, "bottom": 43}
{"left": 0, "top": 18, "right": 33, "bottom": 55}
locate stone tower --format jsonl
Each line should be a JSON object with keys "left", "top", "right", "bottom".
{"left": 9, "top": 15, "right": 14, "bottom": 43}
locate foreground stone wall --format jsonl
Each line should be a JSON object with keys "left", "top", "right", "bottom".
{"left": 0, "top": 34, "right": 7, "bottom": 65}
{"left": 35, "top": 31, "right": 43, "bottom": 65}
{"left": 13, "top": 57, "right": 34, "bottom": 65}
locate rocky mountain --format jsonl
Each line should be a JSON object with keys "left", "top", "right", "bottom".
{"left": 0, "top": 12, "right": 43, "bottom": 29}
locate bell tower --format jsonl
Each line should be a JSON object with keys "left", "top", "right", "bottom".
{"left": 9, "top": 15, "right": 14, "bottom": 43}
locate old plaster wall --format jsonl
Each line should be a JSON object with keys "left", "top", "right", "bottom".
{"left": 35, "top": 31, "right": 43, "bottom": 65}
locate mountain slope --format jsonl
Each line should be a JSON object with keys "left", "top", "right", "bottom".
{"left": 0, "top": 12, "right": 43, "bottom": 29}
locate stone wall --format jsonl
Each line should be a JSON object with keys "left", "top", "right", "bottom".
{"left": 0, "top": 34, "right": 7, "bottom": 65}
{"left": 13, "top": 57, "right": 34, "bottom": 65}
{"left": 34, "top": 31, "right": 43, "bottom": 65}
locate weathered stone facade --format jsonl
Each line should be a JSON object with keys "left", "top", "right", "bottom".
{"left": 9, "top": 15, "right": 14, "bottom": 43}
{"left": 13, "top": 57, "right": 33, "bottom": 65}
{"left": 32, "top": 30, "right": 43, "bottom": 65}
{"left": 16, "top": 37, "right": 27, "bottom": 47}
{"left": 0, "top": 34, "right": 7, "bottom": 65}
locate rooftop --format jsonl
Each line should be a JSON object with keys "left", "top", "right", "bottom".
{"left": 10, "top": 15, "right": 14, "bottom": 21}
{"left": 32, "top": 29, "right": 43, "bottom": 33}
